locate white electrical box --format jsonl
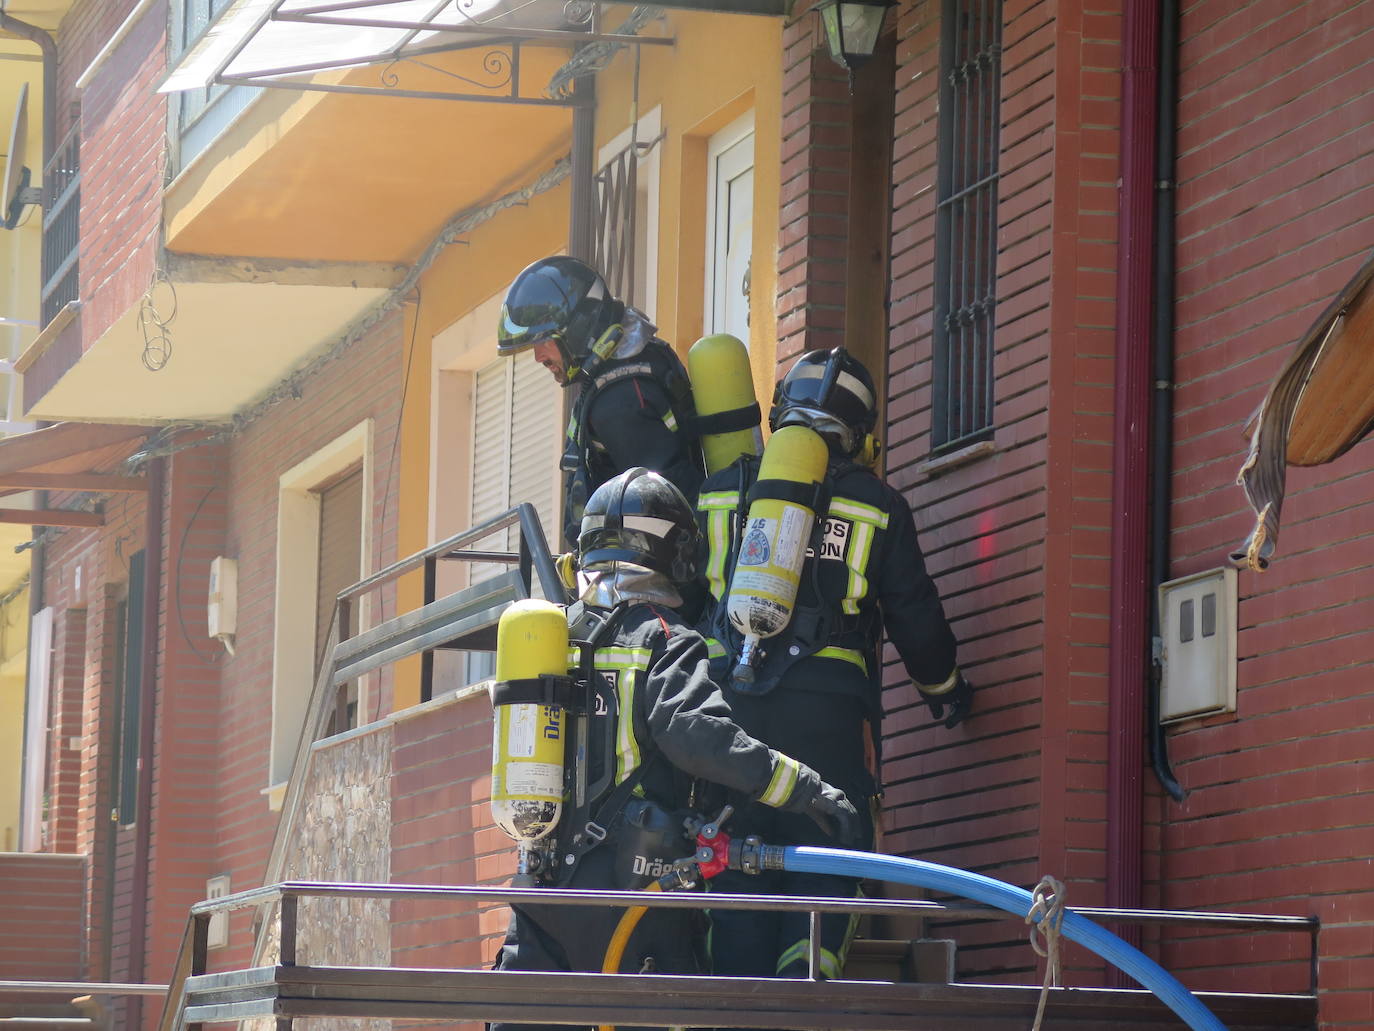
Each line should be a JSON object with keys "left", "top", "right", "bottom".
{"left": 208, "top": 557, "right": 238, "bottom": 639}
{"left": 1158, "top": 567, "right": 1238, "bottom": 722}
{"left": 205, "top": 875, "right": 231, "bottom": 949}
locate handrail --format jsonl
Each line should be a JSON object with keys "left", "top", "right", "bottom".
{"left": 195, "top": 879, "right": 1322, "bottom": 934}
{"left": 150, "top": 877, "right": 1319, "bottom": 1031}
{"left": 338, "top": 502, "right": 562, "bottom": 606}
{"left": 0, "top": 981, "right": 167, "bottom": 996}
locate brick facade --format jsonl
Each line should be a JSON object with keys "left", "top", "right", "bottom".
{"left": 0, "top": 854, "right": 86, "bottom": 981}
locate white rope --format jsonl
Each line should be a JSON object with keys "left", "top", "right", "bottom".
{"left": 1026, "top": 875, "right": 1066, "bottom": 1031}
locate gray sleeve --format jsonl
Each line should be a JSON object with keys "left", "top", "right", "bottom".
{"left": 639, "top": 626, "right": 778, "bottom": 798}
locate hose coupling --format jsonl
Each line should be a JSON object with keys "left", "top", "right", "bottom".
{"left": 729, "top": 835, "right": 785, "bottom": 874}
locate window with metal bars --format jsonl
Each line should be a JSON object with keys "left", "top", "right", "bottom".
{"left": 40, "top": 123, "right": 79, "bottom": 327}
{"left": 931, "top": 0, "right": 1002, "bottom": 453}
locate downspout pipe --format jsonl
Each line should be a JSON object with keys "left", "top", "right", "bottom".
{"left": 0, "top": 12, "right": 56, "bottom": 166}
{"left": 128, "top": 457, "right": 166, "bottom": 1031}
{"left": 1148, "top": 0, "right": 1185, "bottom": 803}
{"left": 1107, "top": 0, "right": 1160, "bottom": 971}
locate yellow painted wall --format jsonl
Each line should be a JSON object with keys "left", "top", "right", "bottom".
{"left": 595, "top": 7, "right": 784, "bottom": 414}
{"left": 393, "top": 181, "right": 570, "bottom": 710}
{"left": 392, "top": 9, "right": 784, "bottom": 710}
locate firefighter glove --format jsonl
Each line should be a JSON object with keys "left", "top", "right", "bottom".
{"left": 780, "top": 759, "right": 863, "bottom": 848}
{"left": 919, "top": 670, "right": 974, "bottom": 730}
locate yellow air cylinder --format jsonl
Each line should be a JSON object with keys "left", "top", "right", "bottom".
{"left": 688, "top": 333, "right": 763, "bottom": 475}
{"left": 490, "top": 599, "right": 569, "bottom": 843}
{"left": 723, "top": 425, "right": 829, "bottom": 686}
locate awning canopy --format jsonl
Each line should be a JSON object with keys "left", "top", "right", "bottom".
{"left": 159, "top": 0, "right": 673, "bottom": 104}
{"left": 1233, "top": 247, "right": 1374, "bottom": 570}
{"left": 0, "top": 422, "right": 156, "bottom": 528}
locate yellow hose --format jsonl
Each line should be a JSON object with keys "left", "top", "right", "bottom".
{"left": 597, "top": 881, "right": 663, "bottom": 1031}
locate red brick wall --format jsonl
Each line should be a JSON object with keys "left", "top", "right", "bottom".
{"left": 1156, "top": 0, "right": 1374, "bottom": 1013}
{"left": 880, "top": 0, "right": 1122, "bottom": 985}
{"left": 776, "top": 19, "right": 853, "bottom": 366}
{"left": 205, "top": 311, "right": 405, "bottom": 978}
{"left": 71, "top": 0, "right": 166, "bottom": 348}
{"left": 144, "top": 447, "right": 229, "bottom": 1008}
{"left": 390, "top": 693, "right": 511, "bottom": 977}
{"left": 0, "top": 853, "right": 86, "bottom": 980}
{"left": 47, "top": 608, "right": 87, "bottom": 853}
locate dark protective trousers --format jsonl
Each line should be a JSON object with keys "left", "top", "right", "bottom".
{"left": 488, "top": 845, "right": 706, "bottom": 1031}
{"left": 706, "top": 686, "right": 877, "bottom": 990}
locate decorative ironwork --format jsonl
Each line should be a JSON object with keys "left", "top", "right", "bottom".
{"left": 380, "top": 49, "right": 515, "bottom": 92}
{"left": 40, "top": 122, "right": 81, "bottom": 327}
{"left": 931, "top": 0, "right": 1002, "bottom": 453}
{"left": 564, "top": 0, "right": 596, "bottom": 24}
{"left": 593, "top": 141, "right": 638, "bottom": 304}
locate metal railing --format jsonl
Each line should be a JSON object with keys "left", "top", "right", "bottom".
{"left": 149, "top": 879, "right": 1320, "bottom": 1031}
{"left": 41, "top": 122, "right": 80, "bottom": 327}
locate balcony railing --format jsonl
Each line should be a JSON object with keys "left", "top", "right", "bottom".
{"left": 41, "top": 123, "right": 80, "bottom": 327}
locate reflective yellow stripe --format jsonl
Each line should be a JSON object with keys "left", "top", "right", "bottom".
{"left": 588, "top": 647, "right": 654, "bottom": 785}
{"left": 775, "top": 887, "right": 862, "bottom": 977}
{"left": 760, "top": 754, "right": 800, "bottom": 808}
{"left": 699, "top": 491, "right": 739, "bottom": 600}
{"left": 841, "top": 518, "right": 876, "bottom": 615}
{"left": 814, "top": 646, "right": 866, "bottom": 673}
{"left": 705, "top": 636, "right": 726, "bottom": 660}
{"left": 662, "top": 410, "right": 678, "bottom": 432}
{"left": 918, "top": 667, "right": 960, "bottom": 695}
{"left": 697, "top": 490, "right": 740, "bottom": 509}
{"left": 828, "top": 498, "right": 888, "bottom": 529}
{"left": 777, "top": 940, "right": 843, "bottom": 979}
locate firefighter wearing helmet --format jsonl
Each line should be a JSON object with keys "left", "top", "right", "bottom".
{"left": 697, "top": 346, "right": 972, "bottom": 987}
{"left": 497, "top": 257, "right": 704, "bottom": 548}
{"left": 488, "top": 468, "right": 861, "bottom": 1031}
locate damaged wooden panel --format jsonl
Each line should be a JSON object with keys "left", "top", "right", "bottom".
{"left": 1233, "top": 248, "right": 1374, "bottom": 570}
{"left": 1285, "top": 261, "right": 1374, "bottom": 465}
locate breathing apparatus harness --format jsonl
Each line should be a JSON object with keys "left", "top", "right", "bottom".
{"left": 708, "top": 454, "right": 886, "bottom": 770}
{"left": 561, "top": 322, "right": 704, "bottom": 531}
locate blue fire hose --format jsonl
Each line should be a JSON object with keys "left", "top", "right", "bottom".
{"left": 782, "top": 846, "right": 1227, "bottom": 1031}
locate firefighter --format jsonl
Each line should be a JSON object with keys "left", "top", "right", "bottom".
{"left": 489, "top": 467, "right": 862, "bottom": 1031}
{"left": 697, "top": 346, "right": 973, "bottom": 986}
{"left": 497, "top": 256, "right": 704, "bottom": 548}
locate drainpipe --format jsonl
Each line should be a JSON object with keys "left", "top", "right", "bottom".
{"left": 568, "top": 72, "right": 595, "bottom": 262}
{"left": 1106, "top": 0, "right": 1160, "bottom": 974}
{"left": 1148, "top": 0, "right": 1185, "bottom": 803}
{"left": 0, "top": 12, "right": 56, "bottom": 165}
{"left": 127, "top": 457, "right": 166, "bottom": 1031}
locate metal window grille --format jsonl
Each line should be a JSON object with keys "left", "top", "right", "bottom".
{"left": 931, "top": 0, "right": 1002, "bottom": 452}
{"left": 40, "top": 122, "right": 80, "bottom": 327}
{"left": 593, "top": 141, "right": 640, "bottom": 305}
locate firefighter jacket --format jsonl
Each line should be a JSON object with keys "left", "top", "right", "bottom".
{"left": 570, "top": 600, "right": 813, "bottom": 827}
{"left": 697, "top": 456, "right": 960, "bottom": 717}
{"left": 561, "top": 339, "right": 703, "bottom": 545}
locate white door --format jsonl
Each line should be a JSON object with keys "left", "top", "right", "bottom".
{"left": 706, "top": 112, "right": 755, "bottom": 346}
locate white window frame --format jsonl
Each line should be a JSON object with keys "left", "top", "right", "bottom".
{"left": 704, "top": 110, "right": 756, "bottom": 343}
{"left": 18, "top": 607, "right": 53, "bottom": 850}
{"left": 267, "top": 420, "right": 374, "bottom": 799}
{"left": 429, "top": 292, "right": 562, "bottom": 555}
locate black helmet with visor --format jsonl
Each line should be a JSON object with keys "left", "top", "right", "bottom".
{"left": 578, "top": 468, "right": 701, "bottom": 584}
{"left": 769, "top": 347, "right": 878, "bottom": 456}
{"left": 497, "top": 256, "right": 617, "bottom": 377}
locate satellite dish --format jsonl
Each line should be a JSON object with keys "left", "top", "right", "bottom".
{"left": 2, "top": 84, "right": 40, "bottom": 231}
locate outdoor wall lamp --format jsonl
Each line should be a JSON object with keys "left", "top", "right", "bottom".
{"left": 815, "top": 0, "right": 894, "bottom": 72}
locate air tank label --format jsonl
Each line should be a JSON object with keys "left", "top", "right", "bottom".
{"left": 739, "top": 519, "right": 773, "bottom": 565}
{"left": 505, "top": 760, "right": 564, "bottom": 796}
{"left": 507, "top": 706, "right": 537, "bottom": 757}
{"left": 776, "top": 507, "right": 809, "bottom": 571}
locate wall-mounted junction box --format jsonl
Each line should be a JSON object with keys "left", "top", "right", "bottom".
{"left": 1158, "top": 567, "right": 1238, "bottom": 723}
{"left": 205, "top": 875, "right": 231, "bottom": 949}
